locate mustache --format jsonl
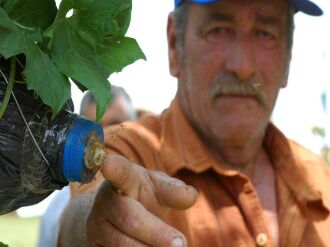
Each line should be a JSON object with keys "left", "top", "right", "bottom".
{"left": 210, "top": 80, "right": 266, "bottom": 105}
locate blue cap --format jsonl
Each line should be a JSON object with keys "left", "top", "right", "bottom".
{"left": 62, "top": 117, "right": 104, "bottom": 183}
{"left": 174, "top": 0, "right": 323, "bottom": 16}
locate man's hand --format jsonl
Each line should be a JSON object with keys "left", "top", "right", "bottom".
{"left": 60, "top": 154, "right": 198, "bottom": 247}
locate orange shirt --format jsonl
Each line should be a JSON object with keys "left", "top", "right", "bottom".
{"left": 75, "top": 99, "right": 330, "bottom": 247}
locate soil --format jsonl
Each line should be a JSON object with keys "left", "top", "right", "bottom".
{"left": 84, "top": 131, "right": 106, "bottom": 173}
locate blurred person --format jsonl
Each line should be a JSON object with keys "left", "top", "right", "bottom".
{"left": 37, "top": 86, "right": 138, "bottom": 247}
{"left": 80, "top": 86, "right": 137, "bottom": 125}
{"left": 58, "top": 0, "right": 330, "bottom": 247}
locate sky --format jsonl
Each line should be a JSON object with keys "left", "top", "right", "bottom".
{"left": 18, "top": 0, "right": 330, "bottom": 217}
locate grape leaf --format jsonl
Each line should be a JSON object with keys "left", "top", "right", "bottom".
{"left": 24, "top": 44, "right": 71, "bottom": 114}
{"left": 46, "top": 20, "right": 111, "bottom": 120}
{"left": 46, "top": 0, "right": 145, "bottom": 120}
{"left": 73, "top": 0, "right": 131, "bottom": 37}
{"left": 1, "top": 0, "right": 57, "bottom": 32}
{"left": 0, "top": 0, "right": 144, "bottom": 119}
{"left": 97, "top": 36, "right": 146, "bottom": 75}
{"left": 0, "top": 7, "right": 71, "bottom": 115}
{"left": 0, "top": 241, "right": 9, "bottom": 247}
{"left": 0, "top": 8, "right": 39, "bottom": 57}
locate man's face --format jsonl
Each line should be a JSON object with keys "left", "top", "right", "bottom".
{"left": 169, "top": 0, "right": 291, "bottom": 146}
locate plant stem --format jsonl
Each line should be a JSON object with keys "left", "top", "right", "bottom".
{"left": 14, "top": 80, "right": 26, "bottom": 84}
{"left": 0, "top": 57, "right": 16, "bottom": 119}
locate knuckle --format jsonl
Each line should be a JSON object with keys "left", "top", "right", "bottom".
{"left": 113, "top": 234, "right": 127, "bottom": 247}
{"left": 108, "top": 226, "right": 131, "bottom": 247}
{"left": 118, "top": 204, "right": 136, "bottom": 226}
{"left": 151, "top": 170, "right": 168, "bottom": 178}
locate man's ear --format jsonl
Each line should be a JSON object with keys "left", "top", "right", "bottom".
{"left": 282, "top": 52, "right": 292, "bottom": 88}
{"left": 167, "top": 13, "right": 181, "bottom": 78}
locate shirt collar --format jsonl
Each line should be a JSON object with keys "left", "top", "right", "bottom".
{"left": 160, "top": 97, "right": 330, "bottom": 213}
{"left": 160, "top": 98, "right": 240, "bottom": 176}
{"left": 265, "top": 124, "right": 330, "bottom": 213}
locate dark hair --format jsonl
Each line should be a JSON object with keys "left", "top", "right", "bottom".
{"left": 172, "top": 2, "right": 190, "bottom": 62}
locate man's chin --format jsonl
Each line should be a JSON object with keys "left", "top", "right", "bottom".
{"left": 211, "top": 120, "right": 265, "bottom": 144}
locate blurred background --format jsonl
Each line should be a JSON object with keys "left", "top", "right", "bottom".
{"left": 0, "top": 0, "right": 329, "bottom": 246}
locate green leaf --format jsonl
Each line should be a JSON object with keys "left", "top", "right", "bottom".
{"left": 24, "top": 44, "right": 71, "bottom": 115}
{"left": 0, "top": 0, "right": 144, "bottom": 120}
{"left": 56, "top": 0, "right": 131, "bottom": 37}
{"left": 45, "top": 0, "right": 144, "bottom": 120}
{"left": 47, "top": 20, "right": 112, "bottom": 120}
{"left": 75, "top": 0, "right": 131, "bottom": 36}
{"left": 312, "top": 126, "right": 326, "bottom": 138}
{"left": 0, "top": 7, "right": 71, "bottom": 115}
{"left": 1, "top": 0, "right": 57, "bottom": 32}
{"left": 72, "top": 78, "right": 88, "bottom": 92}
{"left": 97, "top": 36, "right": 146, "bottom": 75}
{"left": 0, "top": 7, "right": 33, "bottom": 57}
{"left": 72, "top": 0, "right": 96, "bottom": 9}
{"left": 0, "top": 241, "right": 9, "bottom": 247}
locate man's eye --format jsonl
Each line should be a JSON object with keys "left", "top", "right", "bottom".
{"left": 206, "top": 27, "right": 233, "bottom": 41}
{"left": 210, "top": 27, "right": 232, "bottom": 35}
{"left": 255, "top": 30, "right": 276, "bottom": 40}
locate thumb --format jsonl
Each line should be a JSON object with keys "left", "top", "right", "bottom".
{"left": 149, "top": 171, "right": 198, "bottom": 210}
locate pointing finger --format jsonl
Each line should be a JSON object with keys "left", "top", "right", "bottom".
{"left": 149, "top": 171, "right": 198, "bottom": 210}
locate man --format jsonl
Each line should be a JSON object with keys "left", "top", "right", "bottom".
{"left": 80, "top": 86, "right": 138, "bottom": 126}
{"left": 59, "top": 0, "right": 330, "bottom": 246}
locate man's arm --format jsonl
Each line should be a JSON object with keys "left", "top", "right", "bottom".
{"left": 58, "top": 154, "right": 198, "bottom": 247}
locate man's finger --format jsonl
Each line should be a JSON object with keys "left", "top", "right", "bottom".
{"left": 149, "top": 171, "right": 198, "bottom": 210}
{"left": 102, "top": 184, "right": 188, "bottom": 247}
{"left": 100, "top": 154, "right": 137, "bottom": 191}
{"left": 100, "top": 154, "right": 198, "bottom": 211}
{"left": 88, "top": 221, "right": 150, "bottom": 247}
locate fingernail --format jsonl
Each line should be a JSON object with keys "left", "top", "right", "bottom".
{"left": 185, "top": 185, "right": 198, "bottom": 194}
{"left": 172, "top": 236, "right": 184, "bottom": 247}
{"left": 185, "top": 185, "right": 196, "bottom": 191}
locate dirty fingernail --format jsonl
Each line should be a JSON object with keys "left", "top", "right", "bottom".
{"left": 185, "top": 185, "right": 197, "bottom": 192}
{"left": 172, "top": 237, "right": 184, "bottom": 247}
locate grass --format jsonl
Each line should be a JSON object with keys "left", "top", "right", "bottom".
{"left": 0, "top": 213, "right": 40, "bottom": 247}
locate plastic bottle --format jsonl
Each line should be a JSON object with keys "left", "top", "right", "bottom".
{"left": 0, "top": 57, "right": 105, "bottom": 215}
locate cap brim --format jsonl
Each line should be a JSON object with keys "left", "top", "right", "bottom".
{"left": 289, "top": 0, "right": 323, "bottom": 16}
{"left": 175, "top": 0, "right": 323, "bottom": 16}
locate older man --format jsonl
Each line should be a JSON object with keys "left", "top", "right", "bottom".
{"left": 59, "top": 0, "right": 330, "bottom": 246}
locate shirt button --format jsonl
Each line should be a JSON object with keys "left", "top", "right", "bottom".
{"left": 256, "top": 233, "right": 268, "bottom": 246}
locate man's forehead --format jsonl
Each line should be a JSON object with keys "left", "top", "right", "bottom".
{"left": 193, "top": 0, "right": 289, "bottom": 22}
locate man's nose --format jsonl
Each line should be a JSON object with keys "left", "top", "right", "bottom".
{"left": 224, "top": 37, "right": 256, "bottom": 82}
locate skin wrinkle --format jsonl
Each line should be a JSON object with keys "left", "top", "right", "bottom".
{"left": 209, "top": 76, "right": 267, "bottom": 106}
{"left": 173, "top": 0, "right": 290, "bottom": 169}
{"left": 173, "top": 1, "right": 294, "bottom": 78}
{"left": 59, "top": 1, "right": 330, "bottom": 247}
{"left": 167, "top": 2, "right": 292, "bottom": 244}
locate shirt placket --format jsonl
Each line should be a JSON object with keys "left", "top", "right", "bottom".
{"left": 276, "top": 173, "right": 307, "bottom": 247}
{"left": 233, "top": 177, "right": 275, "bottom": 247}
